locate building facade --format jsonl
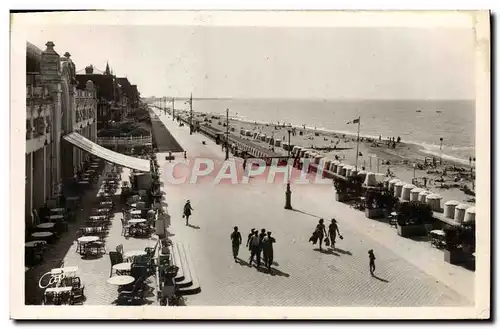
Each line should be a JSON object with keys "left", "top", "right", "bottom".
{"left": 25, "top": 41, "right": 97, "bottom": 228}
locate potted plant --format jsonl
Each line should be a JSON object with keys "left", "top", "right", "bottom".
{"left": 346, "top": 175, "right": 364, "bottom": 198}
{"left": 396, "top": 201, "right": 433, "bottom": 237}
{"left": 364, "top": 189, "right": 384, "bottom": 219}
{"left": 333, "top": 178, "right": 349, "bottom": 202}
{"left": 443, "top": 226, "right": 465, "bottom": 265}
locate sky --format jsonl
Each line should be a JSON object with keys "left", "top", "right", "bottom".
{"left": 23, "top": 24, "right": 475, "bottom": 100}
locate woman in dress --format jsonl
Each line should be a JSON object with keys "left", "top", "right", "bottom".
{"left": 315, "top": 219, "right": 328, "bottom": 251}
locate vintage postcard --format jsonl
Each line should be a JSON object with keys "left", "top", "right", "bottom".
{"left": 10, "top": 10, "right": 490, "bottom": 319}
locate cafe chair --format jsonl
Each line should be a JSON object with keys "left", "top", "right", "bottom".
{"left": 117, "top": 277, "right": 146, "bottom": 305}
{"left": 109, "top": 251, "right": 125, "bottom": 277}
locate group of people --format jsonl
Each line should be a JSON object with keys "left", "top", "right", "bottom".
{"left": 310, "top": 218, "right": 377, "bottom": 276}
{"left": 310, "top": 218, "right": 342, "bottom": 251}
{"left": 230, "top": 227, "right": 276, "bottom": 270}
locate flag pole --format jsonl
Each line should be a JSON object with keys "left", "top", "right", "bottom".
{"left": 355, "top": 116, "right": 361, "bottom": 172}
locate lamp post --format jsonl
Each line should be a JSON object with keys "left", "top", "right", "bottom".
{"left": 439, "top": 137, "right": 443, "bottom": 166}
{"left": 285, "top": 129, "right": 292, "bottom": 210}
{"left": 172, "top": 97, "right": 175, "bottom": 121}
{"left": 225, "top": 108, "right": 230, "bottom": 160}
{"left": 413, "top": 163, "right": 416, "bottom": 183}
{"left": 189, "top": 93, "right": 193, "bottom": 135}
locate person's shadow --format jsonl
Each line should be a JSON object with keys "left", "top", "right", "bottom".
{"left": 334, "top": 247, "right": 353, "bottom": 256}
{"left": 235, "top": 258, "right": 252, "bottom": 267}
{"left": 256, "top": 266, "right": 290, "bottom": 277}
{"left": 372, "top": 274, "right": 389, "bottom": 283}
{"left": 187, "top": 224, "right": 200, "bottom": 229}
{"left": 313, "top": 248, "right": 340, "bottom": 256}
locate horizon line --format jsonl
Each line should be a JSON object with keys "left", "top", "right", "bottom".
{"left": 143, "top": 96, "right": 475, "bottom": 102}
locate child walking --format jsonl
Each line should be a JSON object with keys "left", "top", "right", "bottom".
{"left": 368, "top": 249, "right": 376, "bottom": 276}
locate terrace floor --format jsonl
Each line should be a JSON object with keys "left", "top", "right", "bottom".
{"left": 24, "top": 165, "right": 158, "bottom": 306}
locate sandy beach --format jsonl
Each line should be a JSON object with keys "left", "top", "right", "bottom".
{"left": 185, "top": 111, "right": 475, "bottom": 206}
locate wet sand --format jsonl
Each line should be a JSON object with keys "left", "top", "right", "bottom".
{"left": 191, "top": 112, "right": 476, "bottom": 205}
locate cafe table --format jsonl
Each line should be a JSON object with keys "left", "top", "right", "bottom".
{"left": 48, "top": 214, "right": 64, "bottom": 221}
{"left": 50, "top": 266, "right": 78, "bottom": 276}
{"left": 50, "top": 208, "right": 65, "bottom": 214}
{"left": 36, "top": 222, "right": 56, "bottom": 229}
{"left": 25, "top": 240, "right": 47, "bottom": 247}
{"left": 77, "top": 236, "right": 99, "bottom": 243}
{"left": 31, "top": 231, "right": 53, "bottom": 239}
{"left": 112, "top": 262, "right": 132, "bottom": 272}
{"left": 107, "top": 275, "right": 135, "bottom": 287}
{"left": 128, "top": 218, "right": 146, "bottom": 225}
{"left": 130, "top": 210, "right": 142, "bottom": 217}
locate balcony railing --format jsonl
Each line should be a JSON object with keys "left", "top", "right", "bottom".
{"left": 96, "top": 135, "right": 152, "bottom": 146}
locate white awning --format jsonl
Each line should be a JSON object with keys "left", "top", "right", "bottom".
{"left": 63, "top": 132, "right": 150, "bottom": 172}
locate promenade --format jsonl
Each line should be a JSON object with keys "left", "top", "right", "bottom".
{"left": 153, "top": 108, "right": 474, "bottom": 307}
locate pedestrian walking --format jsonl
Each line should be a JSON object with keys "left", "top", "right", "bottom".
{"left": 248, "top": 231, "right": 261, "bottom": 267}
{"left": 368, "top": 249, "right": 376, "bottom": 276}
{"left": 182, "top": 200, "right": 194, "bottom": 226}
{"left": 315, "top": 219, "right": 328, "bottom": 251}
{"left": 258, "top": 228, "right": 267, "bottom": 263}
{"left": 246, "top": 228, "right": 256, "bottom": 251}
{"left": 184, "top": 151, "right": 187, "bottom": 159}
{"left": 230, "top": 226, "right": 242, "bottom": 261}
{"left": 262, "top": 231, "right": 276, "bottom": 270}
{"left": 328, "top": 219, "right": 342, "bottom": 249}
{"left": 243, "top": 159, "right": 247, "bottom": 172}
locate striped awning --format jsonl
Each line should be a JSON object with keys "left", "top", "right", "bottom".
{"left": 63, "top": 132, "right": 150, "bottom": 172}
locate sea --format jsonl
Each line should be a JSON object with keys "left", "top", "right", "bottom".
{"left": 182, "top": 99, "right": 475, "bottom": 165}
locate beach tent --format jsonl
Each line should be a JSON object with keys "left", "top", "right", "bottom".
{"left": 409, "top": 188, "right": 424, "bottom": 201}
{"left": 330, "top": 160, "right": 339, "bottom": 173}
{"left": 260, "top": 134, "right": 266, "bottom": 141}
{"left": 444, "top": 200, "right": 461, "bottom": 219}
{"left": 245, "top": 130, "right": 253, "bottom": 137}
{"left": 464, "top": 207, "right": 475, "bottom": 224}
{"left": 454, "top": 203, "right": 471, "bottom": 224}
{"left": 426, "top": 194, "right": 442, "bottom": 212}
{"left": 313, "top": 155, "right": 324, "bottom": 165}
{"left": 364, "top": 172, "right": 376, "bottom": 186}
{"left": 394, "top": 181, "right": 406, "bottom": 198}
{"left": 418, "top": 190, "right": 431, "bottom": 203}
{"left": 388, "top": 179, "right": 401, "bottom": 191}
{"left": 274, "top": 139, "right": 282, "bottom": 147}
{"left": 401, "top": 184, "right": 416, "bottom": 201}
{"left": 336, "top": 163, "right": 345, "bottom": 175}
{"left": 323, "top": 158, "right": 332, "bottom": 171}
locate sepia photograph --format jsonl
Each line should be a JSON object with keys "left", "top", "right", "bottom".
{"left": 9, "top": 10, "right": 490, "bottom": 319}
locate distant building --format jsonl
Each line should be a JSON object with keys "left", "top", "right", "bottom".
{"left": 76, "top": 63, "right": 116, "bottom": 127}
{"left": 26, "top": 41, "right": 97, "bottom": 228}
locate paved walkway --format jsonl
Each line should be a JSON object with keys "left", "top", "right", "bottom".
{"left": 25, "top": 164, "right": 158, "bottom": 305}
{"left": 153, "top": 108, "right": 475, "bottom": 307}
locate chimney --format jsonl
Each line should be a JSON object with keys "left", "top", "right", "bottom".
{"left": 85, "top": 65, "right": 94, "bottom": 74}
